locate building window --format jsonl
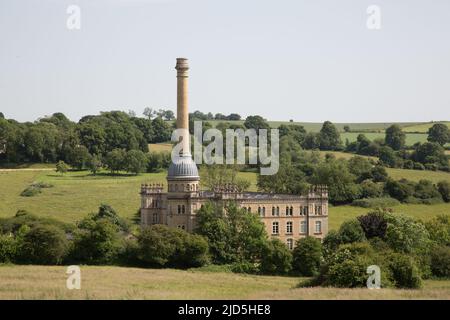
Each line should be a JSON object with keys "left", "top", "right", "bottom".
{"left": 177, "top": 205, "right": 181, "bottom": 214}
{"left": 315, "top": 221, "right": 322, "bottom": 234}
{"left": 287, "top": 239, "right": 293, "bottom": 250}
{"left": 177, "top": 225, "right": 185, "bottom": 230}
{"left": 272, "top": 206, "right": 275, "bottom": 216}
{"left": 272, "top": 222, "right": 279, "bottom": 235}
{"left": 247, "top": 207, "right": 251, "bottom": 213}
{"left": 258, "top": 207, "right": 261, "bottom": 216}
{"left": 152, "top": 213, "right": 158, "bottom": 224}
{"left": 303, "top": 206, "right": 308, "bottom": 215}
{"left": 286, "top": 221, "right": 293, "bottom": 234}
{"left": 285, "top": 206, "right": 289, "bottom": 215}
{"left": 182, "top": 205, "right": 186, "bottom": 214}
{"left": 276, "top": 207, "right": 280, "bottom": 216}
{"left": 300, "top": 221, "right": 307, "bottom": 234}
{"left": 287, "top": 206, "right": 293, "bottom": 216}
{"left": 262, "top": 207, "right": 266, "bottom": 216}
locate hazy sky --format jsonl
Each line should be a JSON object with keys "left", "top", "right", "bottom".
{"left": 1, "top": 0, "right": 449, "bottom": 123}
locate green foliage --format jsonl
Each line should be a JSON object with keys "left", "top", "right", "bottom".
{"left": 105, "top": 148, "right": 126, "bottom": 173}
{"left": 292, "top": 236, "right": 323, "bottom": 276}
{"left": 425, "top": 215, "right": 450, "bottom": 246}
{"left": 87, "top": 154, "right": 102, "bottom": 175}
{"left": 244, "top": 115, "right": 270, "bottom": 131}
{"left": 137, "top": 225, "right": 209, "bottom": 268}
{"left": 387, "top": 253, "right": 422, "bottom": 288}
{"left": 379, "top": 146, "right": 400, "bottom": 167}
{"left": 20, "top": 185, "right": 41, "bottom": 197}
{"left": 67, "top": 145, "right": 92, "bottom": 170}
{"left": 70, "top": 217, "right": 123, "bottom": 265}
{"left": 437, "top": 180, "right": 450, "bottom": 202}
{"left": 260, "top": 239, "right": 292, "bottom": 275}
{"left": 338, "top": 219, "right": 366, "bottom": 244}
{"left": 384, "top": 213, "right": 430, "bottom": 254}
{"left": 352, "top": 197, "right": 400, "bottom": 208}
{"left": 19, "top": 224, "right": 68, "bottom": 265}
{"left": 385, "top": 125, "right": 406, "bottom": 150}
{"left": 55, "top": 160, "right": 69, "bottom": 175}
{"left": 124, "top": 149, "right": 148, "bottom": 175}
{"left": 0, "top": 234, "right": 18, "bottom": 263}
{"left": 195, "top": 202, "right": 267, "bottom": 265}
{"left": 429, "top": 246, "right": 450, "bottom": 277}
{"left": 146, "top": 151, "right": 171, "bottom": 172}
{"left": 359, "top": 180, "right": 384, "bottom": 198}
{"left": 318, "top": 121, "right": 342, "bottom": 150}
{"left": 427, "top": 123, "right": 450, "bottom": 146}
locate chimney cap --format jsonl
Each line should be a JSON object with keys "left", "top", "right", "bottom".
{"left": 175, "top": 58, "right": 189, "bottom": 70}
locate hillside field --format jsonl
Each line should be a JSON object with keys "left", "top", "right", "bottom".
{"left": 0, "top": 265, "right": 448, "bottom": 300}
{"left": 0, "top": 168, "right": 449, "bottom": 230}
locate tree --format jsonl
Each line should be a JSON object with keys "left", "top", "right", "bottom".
{"left": 105, "top": 148, "right": 126, "bottom": 173}
{"left": 385, "top": 125, "right": 405, "bottom": 150}
{"left": 430, "top": 246, "right": 450, "bottom": 277}
{"left": 292, "top": 236, "right": 323, "bottom": 276}
{"left": 195, "top": 202, "right": 267, "bottom": 264}
{"left": 151, "top": 117, "right": 172, "bottom": 142}
{"left": 318, "top": 121, "right": 341, "bottom": 150}
{"left": 387, "top": 253, "right": 422, "bottom": 288}
{"left": 143, "top": 107, "right": 156, "bottom": 119}
{"left": 243, "top": 115, "right": 270, "bottom": 131}
{"left": 411, "top": 142, "right": 447, "bottom": 166}
{"left": 427, "top": 123, "right": 450, "bottom": 146}
{"left": 437, "top": 180, "right": 450, "bottom": 202}
{"left": 260, "top": 239, "right": 293, "bottom": 275}
{"left": 55, "top": 160, "right": 69, "bottom": 175}
{"left": 0, "top": 112, "right": 4, "bottom": 119}
{"left": 378, "top": 146, "right": 399, "bottom": 167}
{"left": 19, "top": 224, "right": 68, "bottom": 265}
{"left": 87, "top": 154, "right": 102, "bottom": 175}
{"left": 357, "top": 211, "right": 387, "bottom": 239}
{"left": 338, "top": 219, "right": 366, "bottom": 244}
{"left": 71, "top": 218, "right": 123, "bottom": 264}
{"left": 124, "top": 150, "right": 148, "bottom": 175}
{"left": 67, "top": 145, "right": 92, "bottom": 170}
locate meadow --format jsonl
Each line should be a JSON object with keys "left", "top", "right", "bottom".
{"left": 0, "top": 265, "right": 448, "bottom": 299}
{"left": 0, "top": 166, "right": 449, "bottom": 231}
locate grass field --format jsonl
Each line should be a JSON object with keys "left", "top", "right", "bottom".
{"left": 148, "top": 143, "right": 172, "bottom": 153}
{"left": 386, "top": 168, "right": 450, "bottom": 184}
{"left": 402, "top": 122, "right": 450, "bottom": 133}
{"left": 0, "top": 265, "right": 448, "bottom": 300}
{"left": 0, "top": 168, "right": 449, "bottom": 230}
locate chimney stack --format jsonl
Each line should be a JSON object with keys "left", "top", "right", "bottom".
{"left": 175, "top": 58, "right": 190, "bottom": 155}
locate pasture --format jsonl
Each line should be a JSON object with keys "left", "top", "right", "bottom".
{"left": 0, "top": 265, "right": 448, "bottom": 299}
{"left": 0, "top": 168, "right": 449, "bottom": 230}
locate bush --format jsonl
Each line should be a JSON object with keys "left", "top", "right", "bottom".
{"left": 437, "top": 180, "right": 450, "bottom": 202}
{"left": 359, "top": 180, "right": 384, "bottom": 198}
{"left": 425, "top": 215, "right": 450, "bottom": 246}
{"left": 357, "top": 211, "right": 388, "bottom": 239}
{"left": 292, "top": 236, "right": 323, "bottom": 276}
{"left": 430, "top": 246, "right": 450, "bottom": 278}
{"left": 19, "top": 224, "right": 68, "bottom": 265}
{"left": 338, "top": 219, "right": 366, "bottom": 244}
{"left": 0, "top": 234, "right": 18, "bottom": 263}
{"left": 387, "top": 253, "right": 422, "bottom": 288}
{"left": 385, "top": 179, "right": 415, "bottom": 202}
{"left": 260, "top": 239, "right": 292, "bottom": 275}
{"left": 322, "top": 230, "right": 342, "bottom": 253}
{"left": 230, "top": 261, "right": 260, "bottom": 274}
{"left": 351, "top": 197, "right": 400, "bottom": 208}
{"left": 20, "top": 186, "right": 41, "bottom": 197}
{"left": 138, "top": 225, "right": 209, "bottom": 268}
{"left": 413, "top": 162, "right": 425, "bottom": 170}
{"left": 70, "top": 218, "right": 123, "bottom": 265}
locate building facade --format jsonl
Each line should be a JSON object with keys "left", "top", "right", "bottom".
{"left": 140, "top": 58, "right": 329, "bottom": 249}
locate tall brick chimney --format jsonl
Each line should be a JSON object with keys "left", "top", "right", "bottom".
{"left": 175, "top": 58, "right": 190, "bottom": 155}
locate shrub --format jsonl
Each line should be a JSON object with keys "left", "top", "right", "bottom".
{"left": 322, "top": 230, "right": 342, "bottom": 253}
{"left": 430, "top": 246, "right": 450, "bottom": 278}
{"left": 20, "top": 186, "right": 41, "bottom": 197}
{"left": 230, "top": 261, "right": 260, "bottom": 274}
{"left": 357, "top": 211, "right": 388, "bottom": 239}
{"left": 437, "top": 180, "right": 450, "bottom": 202}
{"left": 0, "top": 234, "right": 18, "bottom": 263}
{"left": 359, "top": 180, "right": 384, "bottom": 198}
{"left": 352, "top": 197, "right": 400, "bottom": 208}
{"left": 260, "top": 239, "right": 292, "bottom": 275}
{"left": 387, "top": 253, "right": 422, "bottom": 288}
{"left": 385, "top": 179, "right": 415, "bottom": 202}
{"left": 425, "top": 215, "right": 450, "bottom": 246}
{"left": 19, "top": 224, "right": 68, "bottom": 265}
{"left": 413, "top": 162, "right": 425, "bottom": 170}
{"left": 70, "top": 218, "right": 123, "bottom": 265}
{"left": 138, "top": 225, "right": 209, "bottom": 268}
{"left": 338, "top": 219, "right": 366, "bottom": 244}
{"left": 292, "top": 236, "right": 323, "bottom": 276}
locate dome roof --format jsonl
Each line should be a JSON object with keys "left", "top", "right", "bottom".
{"left": 167, "top": 155, "right": 199, "bottom": 179}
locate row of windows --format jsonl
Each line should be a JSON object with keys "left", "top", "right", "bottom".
{"left": 177, "top": 205, "right": 186, "bottom": 214}
{"left": 248, "top": 206, "right": 323, "bottom": 217}
{"left": 271, "top": 221, "right": 322, "bottom": 235}
{"left": 169, "top": 184, "right": 199, "bottom": 192}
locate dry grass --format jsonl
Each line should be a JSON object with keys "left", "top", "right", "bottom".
{"left": 0, "top": 265, "right": 448, "bottom": 300}
{"left": 148, "top": 143, "right": 172, "bottom": 153}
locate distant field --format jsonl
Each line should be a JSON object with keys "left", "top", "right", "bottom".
{"left": 0, "top": 265, "right": 448, "bottom": 300}
{"left": 386, "top": 168, "right": 450, "bottom": 184}
{"left": 402, "top": 122, "right": 450, "bottom": 133}
{"left": 341, "top": 132, "right": 430, "bottom": 146}
{"left": 328, "top": 203, "right": 450, "bottom": 231}
{"left": 317, "top": 151, "right": 377, "bottom": 161}
{"left": 148, "top": 143, "right": 172, "bottom": 153}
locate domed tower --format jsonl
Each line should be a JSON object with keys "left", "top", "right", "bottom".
{"left": 165, "top": 58, "right": 200, "bottom": 231}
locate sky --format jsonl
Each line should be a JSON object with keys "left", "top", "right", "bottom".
{"left": 0, "top": 0, "right": 449, "bottom": 123}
